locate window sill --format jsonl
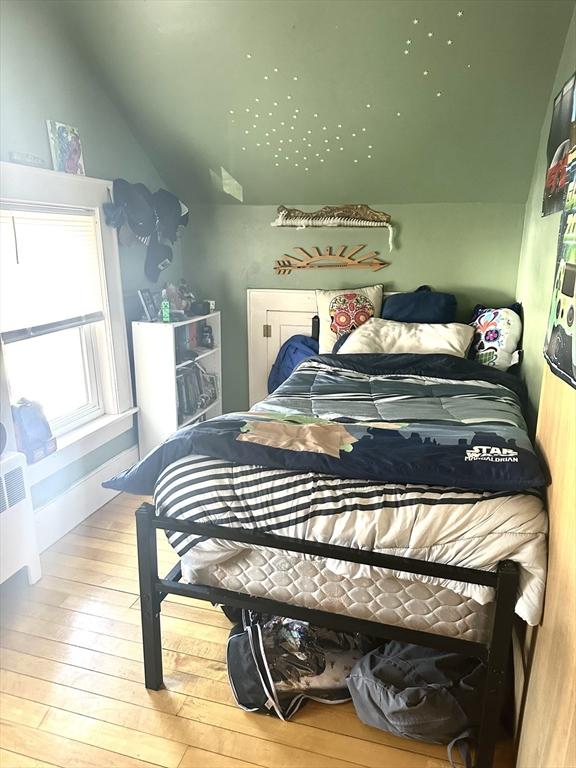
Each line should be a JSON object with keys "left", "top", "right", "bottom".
{"left": 27, "top": 407, "right": 138, "bottom": 486}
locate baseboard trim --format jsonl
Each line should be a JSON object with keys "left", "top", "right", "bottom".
{"left": 34, "top": 445, "right": 139, "bottom": 552}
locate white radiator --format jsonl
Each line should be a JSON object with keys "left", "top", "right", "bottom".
{"left": 0, "top": 451, "right": 41, "bottom": 584}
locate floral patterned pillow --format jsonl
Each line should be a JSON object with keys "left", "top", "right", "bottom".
{"left": 316, "top": 285, "right": 383, "bottom": 353}
{"left": 470, "top": 307, "right": 522, "bottom": 369}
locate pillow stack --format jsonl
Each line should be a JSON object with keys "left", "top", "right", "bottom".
{"left": 315, "top": 285, "right": 522, "bottom": 369}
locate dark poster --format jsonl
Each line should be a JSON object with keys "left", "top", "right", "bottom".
{"left": 543, "top": 152, "right": 576, "bottom": 388}
{"left": 542, "top": 74, "right": 575, "bottom": 216}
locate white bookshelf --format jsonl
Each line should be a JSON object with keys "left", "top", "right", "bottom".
{"left": 132, "top": 312, "right": 222, "bottom": 457}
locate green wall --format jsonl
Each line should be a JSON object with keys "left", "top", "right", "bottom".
{"left": 2, "top": 0, "right": 573, "bottom": 433}
{"left": 0, "top": 0, "right": 182, "bottom": 297}
{"left": 187, "top": 202, "right": 525, "bottom": 412}
{"left": 56, "top": 0, "right": 573, "bottom": 208}
{"left": 515, "top": 9, "right": 576, "bottom": 428}
{"left": 0, "top": 0, "right": 175, "bottom": 503}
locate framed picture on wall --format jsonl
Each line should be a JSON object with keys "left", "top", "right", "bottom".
{"left": 137, "top": 289, "right": 158, "bottom": 322}
{"left": 46, "top": 120, "right": 86, "bottom": 176}
{"left": 543, "top": 159, "right": 575, "bottom": 389}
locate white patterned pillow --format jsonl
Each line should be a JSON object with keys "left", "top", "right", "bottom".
{"left": 470, "top": 308, "right": 522, "bottom": 369}
{"left": 316, "top": 285, "right": 382, "bottom": 354}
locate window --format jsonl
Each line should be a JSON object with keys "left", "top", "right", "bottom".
{"left": 0, "top": 207, "right": 106, "bottom": 435}
{"left": 3, "top": 325, "right": 102, "bottom": 435}
{"left": 0, "top": 163, "right": 133, "bottom": 439}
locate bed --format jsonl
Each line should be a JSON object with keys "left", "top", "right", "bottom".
{"left": 106, "top": 351, "right": 547, "bottom": 768}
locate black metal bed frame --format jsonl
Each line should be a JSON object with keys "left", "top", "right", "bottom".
{"left": 135, "top": 501, "right": 518, "bottom": 768}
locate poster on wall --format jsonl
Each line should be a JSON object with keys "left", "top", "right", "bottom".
{"left": 543, "top": 148, "right": 576, "bottom": 389}
{"left": 542, "top": 74, "right": 575, "bottom": 216}
{"left": 46, "top": 120, "right": 85, "bottom": 175}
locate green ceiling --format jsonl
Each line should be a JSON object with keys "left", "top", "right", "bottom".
{"left": 58, "top": 0, "right": 574, "bottom": 205}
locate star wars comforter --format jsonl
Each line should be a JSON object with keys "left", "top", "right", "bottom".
{"left": 105, "top": 353, "right": 548, "bottom": 623}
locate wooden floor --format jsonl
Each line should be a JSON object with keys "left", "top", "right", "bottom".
{"left": 0, "top": 494, "right": 516, "bottom": 768}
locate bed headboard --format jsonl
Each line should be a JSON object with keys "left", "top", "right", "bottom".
{"left": 246, "top": 288, "right": 397, "bottom": 406}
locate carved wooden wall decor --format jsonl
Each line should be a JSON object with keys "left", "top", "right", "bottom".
{"left": 271, "top": 204, "right": 391, "bottom": 227}
{"left": 274, "top": 245, "right": 390, "bottom": 275}
{"left": 271, "top": 205, "right": 395, "bottom": 250}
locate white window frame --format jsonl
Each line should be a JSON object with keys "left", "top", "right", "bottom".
{"left": 0, "top": 162, "right": 134, "bottom": 427}
{"left": 42, "top": 323, "right": 105, "bottom": 436}
{"left": 7, "top": 323, "right": 106, "bottom": 438}
{"left": 1, "top": 206, "right": 106, "bottom": 436}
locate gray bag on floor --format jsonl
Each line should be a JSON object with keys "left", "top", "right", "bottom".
{"left": 347, "top": 642, "right": 485, "bottom": 766}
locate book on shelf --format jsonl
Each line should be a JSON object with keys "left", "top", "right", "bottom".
{"left": 175, "top": 321, "right": 214, "bottom": 365}
{"left": 176, "top": 360, "right": 219, "bottom": 424}
{"left": 188, "top": 323, "right": 198, "bottom": 350}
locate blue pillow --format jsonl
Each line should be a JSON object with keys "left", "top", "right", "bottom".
{"left": 381, "top": 286, "right": 457, "bottom": 324}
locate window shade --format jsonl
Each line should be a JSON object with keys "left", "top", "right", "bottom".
{"left": 0, "top": 209, "right": 104, "bottom": 333}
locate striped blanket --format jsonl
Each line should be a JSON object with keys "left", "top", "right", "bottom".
{"left": 105, "top": 353, "right": 548, "bottom": 623}
{"left": 154, "top": 454, "right": 546, "bottom": 624}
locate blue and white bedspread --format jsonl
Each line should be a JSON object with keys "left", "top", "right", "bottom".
{"left": 105, "top": 354, "right": 548, "bottom": 623}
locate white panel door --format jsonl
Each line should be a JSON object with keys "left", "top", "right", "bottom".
{"left": 266, "top": 310, "right": 316, "bottom": 373}
{"left": 247, "top": 290, "right": 318, "bottom": 406}
{"left": 247, "top": 288, "right": 398, "bottom": 407}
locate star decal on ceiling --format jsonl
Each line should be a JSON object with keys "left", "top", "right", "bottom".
{"left": 229, "top": 9, "right": 471, "bottom": 175}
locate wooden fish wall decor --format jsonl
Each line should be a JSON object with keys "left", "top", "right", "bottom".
{"left": 274, "top": 245, "right": 390, "bottom": 276}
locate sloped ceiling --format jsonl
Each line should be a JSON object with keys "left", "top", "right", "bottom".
{"left": 58, "top": 0, "right": 574, "bottom": 205}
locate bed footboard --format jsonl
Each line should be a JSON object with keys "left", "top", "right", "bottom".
{"left": 135, "top": 502, "right": 518, "bottom": 768}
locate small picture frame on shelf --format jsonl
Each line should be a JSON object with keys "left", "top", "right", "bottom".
{"left": 137, "top": 289, "right": 158, "bottom": 321}
{"left": 46, "top": 120, "right": 85, "bottom": 175}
